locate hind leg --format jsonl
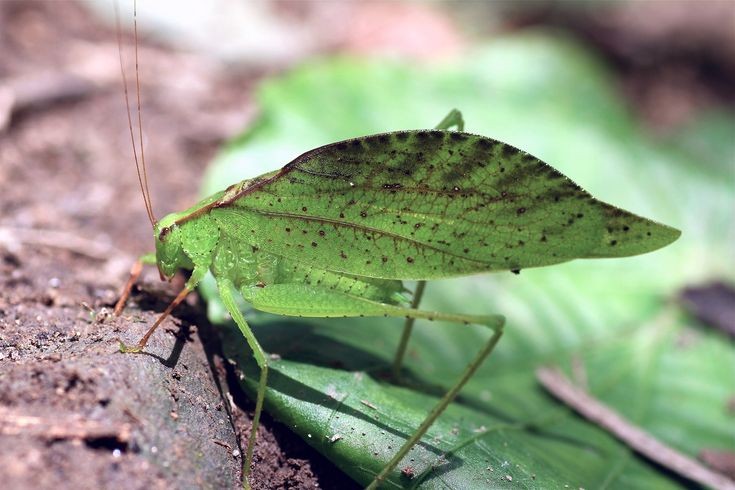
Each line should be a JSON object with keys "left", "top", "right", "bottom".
{"left": 244, "top": 283, "right": 504, "bottom": 489}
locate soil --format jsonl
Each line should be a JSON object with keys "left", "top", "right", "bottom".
{"left": 0, "top": 2, "right": 356, "bottom": 488}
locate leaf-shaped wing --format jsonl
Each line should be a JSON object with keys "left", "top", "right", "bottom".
{"left": 211, "top": 130, "right": 680, "bottom": 280}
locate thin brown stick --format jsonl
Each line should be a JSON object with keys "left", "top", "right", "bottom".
{"left": 0, "top": 73, "right": 97, "bottom": 132}
{"left": 0, "top": 226, "right": 120, "bottom": 261}
{"left": 537, "top": 366, "right": 735, "bottom": 490}
{"left": 700, "top": 450, "right": 735, "bottom": 480}
{"left": 0, "top": 406, "right": 131, "bottom": 442}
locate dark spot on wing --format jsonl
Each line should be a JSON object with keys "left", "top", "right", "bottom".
{"left": 475, "top": 138, "right": 491, "bottom": 150}
{"left": 500, "top": 143, "right": 514, "bottom": 160}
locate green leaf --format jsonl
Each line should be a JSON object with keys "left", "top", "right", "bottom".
{"left": 202, "top": 33, "right": 734, "bottom": 488}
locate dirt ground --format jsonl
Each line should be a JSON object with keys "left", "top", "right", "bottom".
{"left": 1, "top": 1, "right": 733, "bottom": 489}
{"left": 0, "top": 2, "right": 357, "bottom": 488}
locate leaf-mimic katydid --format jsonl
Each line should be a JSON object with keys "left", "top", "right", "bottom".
{"left": 113, "top": 11, "right": 680, "bottom": 489}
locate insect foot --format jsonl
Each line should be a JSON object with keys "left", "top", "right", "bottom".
{"left": 117, "top": 339, "right": 144, "bottom": 354}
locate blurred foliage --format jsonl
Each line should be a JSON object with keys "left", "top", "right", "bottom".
{"left": 666, "top": 112, "right": 735, "bottom": 182}
{"left": 200, "top": 32, "right": 734, "bottom": 488}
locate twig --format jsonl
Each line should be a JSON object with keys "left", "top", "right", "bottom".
{"left": 0, "top": 73, "right": 97, "bottom": 132}
{"left": 700, "top": 450, "right": 735, "bottom": 480}
{"left": 537, "top": 366, "right": 735, "bottom": 490}
{"left": 0, "top": 406, "right": 131, "bottom": 443}
{"left": 0, "top": 226, "right": 123, "bottom": 261}
{"left": 212, "top": 439, "right": 233, "bottom": 452}
{"left": 680, "top": 282, "right": 735, "bottom": 338}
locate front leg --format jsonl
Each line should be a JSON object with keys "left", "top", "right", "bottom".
{"left": 114, "top": 252, "right": 157, "bottom": 316}
{"left": 216, "top": 278, "right": 268, "bottom": 489}
{"left": 119, "top": 264, "right": 207, "bottom": 353}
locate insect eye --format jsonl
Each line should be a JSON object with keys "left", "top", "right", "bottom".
{"left": 159, "top": 227, "right": 171, "bottom": 241}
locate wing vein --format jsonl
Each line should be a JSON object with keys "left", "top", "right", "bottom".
{"left": 239, "top": 207, "right": 493, "bottom": 266}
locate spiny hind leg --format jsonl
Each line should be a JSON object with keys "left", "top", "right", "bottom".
{"left": 216, "top": 278, "right": 268, "bottom": 488}
{"left": 244, "top": 283, "right": 504, "bottom": 489}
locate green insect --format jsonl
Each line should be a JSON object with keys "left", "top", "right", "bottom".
{"left": 112, "top": 20, "right": 679, "bottom": 483}
{"left": 113, "top": 102, "right": 679, "bottom": 487}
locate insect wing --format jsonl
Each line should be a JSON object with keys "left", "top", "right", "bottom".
{"left": 212, "top": 130, "right": 679, "bottom": 280}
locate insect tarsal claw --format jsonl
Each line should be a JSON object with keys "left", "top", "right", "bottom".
{"left": 117, "top": 340, "right": 143, "bottom": 354}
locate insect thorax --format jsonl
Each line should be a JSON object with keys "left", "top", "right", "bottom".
{"left": 157, "top": 203, "right": 405, "bottom": 305}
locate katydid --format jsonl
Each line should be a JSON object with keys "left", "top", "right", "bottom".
{"left": 113, "top": 12, "right": 679, "bottom": 488}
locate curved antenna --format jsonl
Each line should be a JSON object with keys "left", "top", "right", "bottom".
{"left": 115, "top": 0, "right": 156, "bottom": 228}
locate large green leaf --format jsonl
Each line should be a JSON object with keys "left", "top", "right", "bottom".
{"left": 201, "top": 33, "right": 735, "bottom": 488}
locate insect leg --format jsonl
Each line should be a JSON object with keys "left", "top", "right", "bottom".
{"left": 217, "top": 278, "right": 268, "bottom": 486}
{"left": 390, "top": 110, "right": 466, "bottom": 377}
{"left": 368, "top": 310, "right": 503, "bottom": 489}
{"left": 434, "top": 109, "right": 464, "bottom": 131}
{"left": 390, "top": 281, "right": 426, "bottom": 379}
{"left": 114, "top": 252, "right": 156, "bottom": 316}
{"left": 243, "top": 284, "right": 504, "bottom": 488}
{"left": 119, "top": 264, "right": 206, "bottom": 353}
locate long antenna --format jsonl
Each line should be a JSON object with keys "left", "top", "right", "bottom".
{"left": 133, "top": 0, "right": 155, "bottom": 225}
{"left": 115, "top": 0, "right": 156, "bottom": 228}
